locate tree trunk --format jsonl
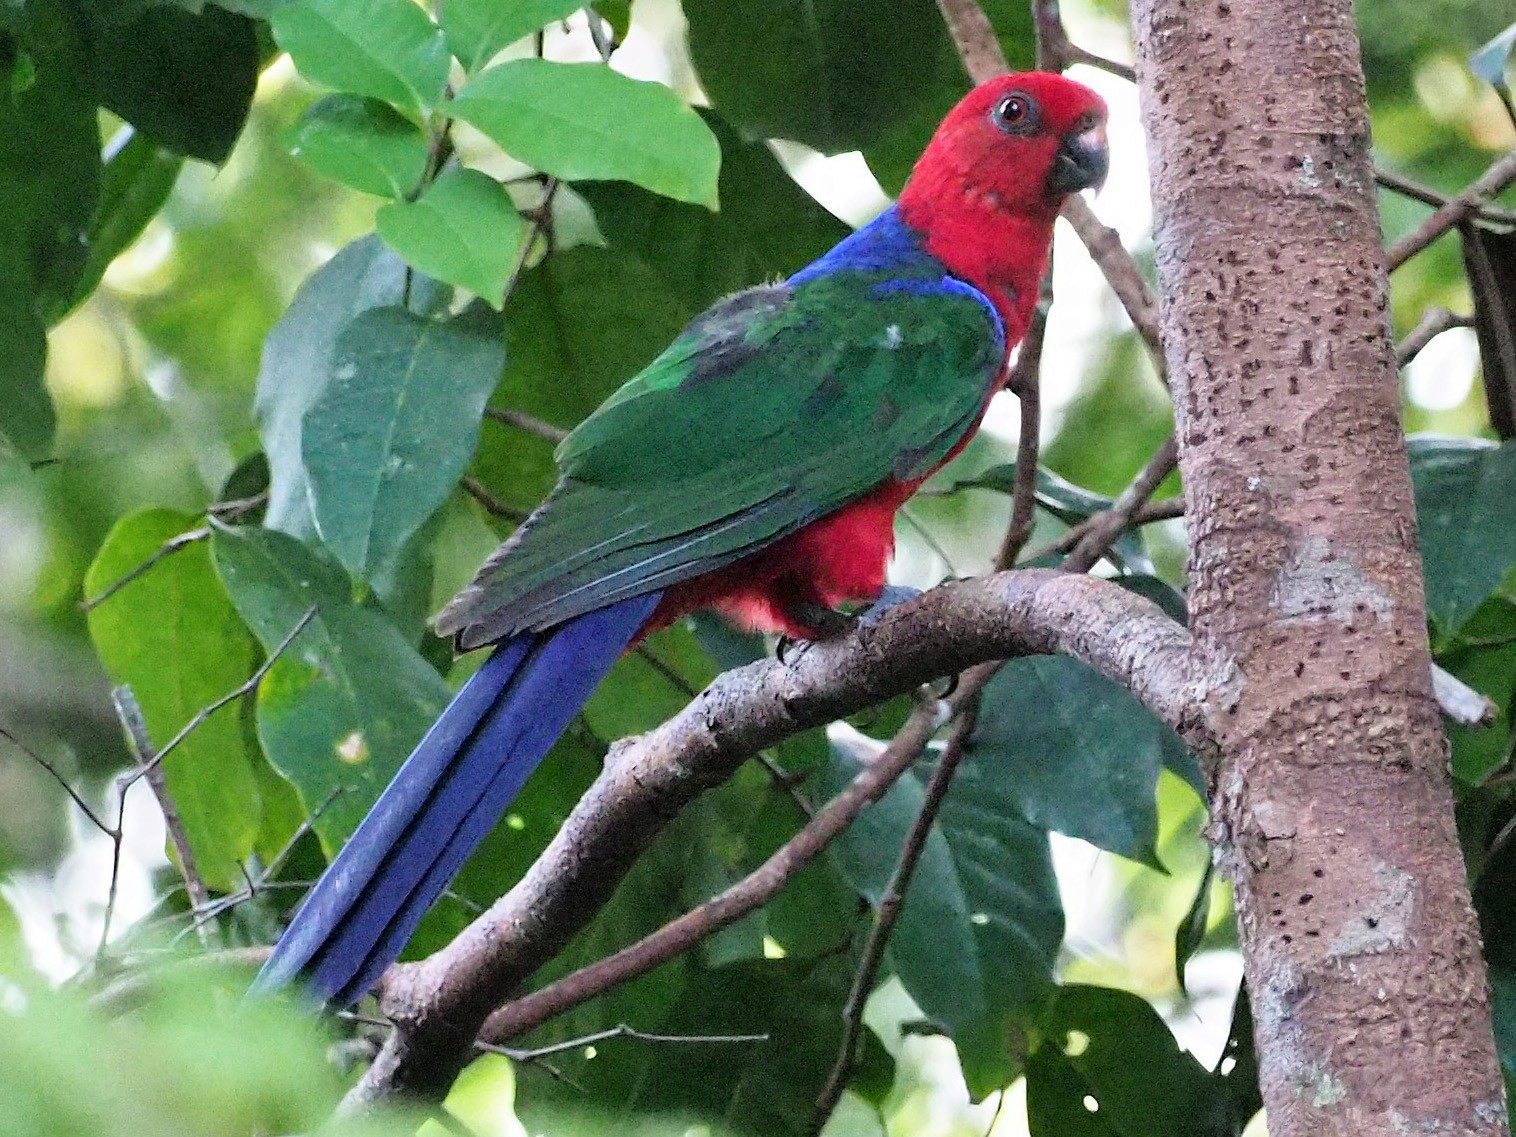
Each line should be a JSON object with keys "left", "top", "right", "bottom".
{"left": 1130, "top": 0, "right": 1509, "bottom": 1133}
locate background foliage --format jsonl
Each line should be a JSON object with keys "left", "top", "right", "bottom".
{"left": 0, "top": 0, "right": 1513, "bottom": 1134}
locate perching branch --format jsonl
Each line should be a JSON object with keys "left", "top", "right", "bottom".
{"left": 343, "top": 569, "right": 1211, "bottom": 1108}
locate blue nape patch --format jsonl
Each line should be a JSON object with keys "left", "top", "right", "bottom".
{"left": 787, "top": 205, "right": 1006, "bottom": 354}
{"left": 788, "top": 205, "right": 940, "bottom": 284}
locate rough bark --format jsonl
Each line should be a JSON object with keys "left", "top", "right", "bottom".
{"left": 1130, "top": 1, "right": 1508, "bottom": 1133}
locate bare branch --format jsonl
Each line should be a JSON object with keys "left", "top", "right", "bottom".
{"left": 341, "top": 570, "right": 1205, "bottom": 1107}
{"left": 0, "top": 721, "right": 113, "bottom": 834}
{"left": 1386, "top": 148, "right": 1516, "bottom": 270}
{"left": 934, "top": 0, "right": 1008, "bottom": 83}
{"left": 79, "top": 527, "right": 210, "bottom": 613}
{"left": 482, "top": 1022, "right": 769, "bottom": 1063}
{"left": 999, "top": 274, "right": 1051, "bottom": 567}
{"left": 1062, "top": 434, "right": 1180, "bottom": 573}
{"left": 111, "top": 686, "right": 212, "bottom": 939}
{"left": 483, "top": 407, "right": 569, "bottom": 444}
{"left": 1375, "top": 167, "right": 1516, "bottom": 226}
{"left": 1396, "top": 307, "right": 1473, "bottom": 368}
{"left": 460, "top": 475, "right": 530, "bottom": 523}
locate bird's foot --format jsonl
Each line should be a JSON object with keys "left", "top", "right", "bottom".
{"left": 775, "top": 587, "right": 925, "bottom": 663}
{"left": 855, "top": 584, "right": 924, "bottom": 630}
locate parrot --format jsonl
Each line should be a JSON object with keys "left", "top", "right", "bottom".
{"left": 254, "top": 71, "right": 1109, "bottom": 1007}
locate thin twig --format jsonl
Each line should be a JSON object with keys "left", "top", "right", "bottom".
{"left": 0, "top": 721, "right": 113, "bottom": 833}
{"left": 111, "top": 686, "right": 212, "bottom": 942}
{"left": 1396, "top": 307, "right": 1473, "bottom": 367}
{"left": 1375, "top": 167, "right": 1516, "bottom": 226}
{"left": 998, "top": 274, "right": 1052, "bottom": 567}
{"left": 79, "top": 528, "right": 210, "bottom": 613}
{"left": 481, "top": 1022, "right": 769, "bottom": 1063}
{"left": 1061, "top": 197, "right": 1164, "bottom": 362}
{"left": 810, "top": 679, "right": 989, "bottom": 1132}
{"left": 1031, "top": 496, "right": 1185, "bottom": 559}
{"left": 1387, "top": 148, "right": 1516, "bottom": 270}
{"left": 461, "top": 475, "right": 530, "bottom": 523}
{"left": 1062, "top": 434, "right": 1180, "bottom": 573}
{"left": 484, "top": 407, "right": 569, "bottom": 443}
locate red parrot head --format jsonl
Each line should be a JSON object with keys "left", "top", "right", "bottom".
{"left": 901, "top": 72, "right": 1110, "bottom": 220}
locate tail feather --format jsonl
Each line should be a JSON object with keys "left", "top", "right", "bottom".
{"left": 252, "top": 593, "right": 662, "bottom": 1006}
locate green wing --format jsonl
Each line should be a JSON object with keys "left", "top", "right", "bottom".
{"left": 436, "top": 271, "right": 1003, "bottom": 647}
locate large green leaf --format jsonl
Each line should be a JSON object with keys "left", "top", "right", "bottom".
{"left": 85, "top": 510, "right": 262, "bottom": 890}
{"left": 286, "top": 94, "right": 429, "bottom": 198}
{"left": 1026, "top": 985, "right": 1233, "bottom": 1137}
{"left": 1437, "top": 582, "right": 1516, "bottom": 784}
{"left": 376, "top": 169, "right": 529, "bottom": 302}
{"left": 822, "top": 741, "right": 1063, "bottom": 1095}
{"left": 301, "top": 303, "right": 504, "bottom": 581}
{"left": 965, "top": 656, "right": 1169, "bottom": 866}
{"left": 442, "top": 0, "right": 583, "bottom": 73}
{"left": 255, "top": 235, "right": 446, "bottom": 538}
{"left": 271, "top": 0, "right": 450, "bottom": 112}
{"left": 0, "top": 276, "right": 52, "bottom": 461}
{"left": 683, "top": 0, "right": 952, "bottom": 154}
{"left": 91, "top": 4, "right": 258, "bottom": 163}
{"left": 211, "top": 524, "right": 451, "bottom": 851}
{"left": 579, "top": 111, "right": 849, "bottom": 312}
{"left": 451, "top": 59, "right": 721, "bottom": 208}
{"left": 1410, "top": 437, "right": 1516, "bottom": 634}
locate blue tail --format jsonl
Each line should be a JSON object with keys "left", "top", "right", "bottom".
{"left": 252, "top": 593, "right": 663, "bottom": 1007}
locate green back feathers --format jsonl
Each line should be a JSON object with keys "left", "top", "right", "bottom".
{"left": 436, "top": 269, "right": 1002, "bottom": 648}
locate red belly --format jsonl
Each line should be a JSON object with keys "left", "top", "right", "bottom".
{"left": 647, "top": 478, "right": 917, "bottom": 640}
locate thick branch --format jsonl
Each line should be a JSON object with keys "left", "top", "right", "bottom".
{"left": 343, "top": 570, "right": 1206, "bottom": 1108}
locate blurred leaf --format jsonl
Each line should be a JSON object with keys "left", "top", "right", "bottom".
{"left": 965, "top": 656, "right": 1168, "bottom": 866}
{"left": 376, "top": 169, "right": 529, "bottom": 302}
{"left": 91, "top": 4, "right": 258, "bottom": 163}
{"left": 212, "top": 523, "right": 450, "bottom": 851}
{"left": 1174, "top": 859, "right": 1216, "bottom": 993}
{"left": 1410, "top": 437, "right": 1516, "bottom": 634}
{"left": 442, "top": 0, "right": 582, "bottom": 73}
{"left": 256, "top": 234, "right": 446, "bottom": 538}
{"left": 1461, "top": 224, "right": 1516, "bottom": 439}
{"left": 302, "top": 303, "right": 504, "bottom": 581}
{"left": 580, "top": 111, "right": 849, "bottom": 312}
{"left": 1026, "top": 985, "right": 1229, "bottom": 1137}
{"left": 822, "top": 741, "right": 1062, "bottom": 1095}
{"left": 51, "top": 129, "right": 183, "bottom": 322}
{"left": 271, "top": 0, "right": 450, "bottom": 112}
{"left": 595, "top": 0, "right": 630, "bottom": 41}
{"left": 451, "top": 59, "right": 721, "bottom": 208}
{"left": 1471, "top": 21, "right": 1516, "bottom": 87}
{"left": 1216, "top": 987, "right": 1263, "bottom": 1127}
{"left": 286, "top": 94, "right": 429, "bottom": 197}
{"left": 0, "top": 279, "right": 51, "bottom": 460}
{"left": 684, "top": 0, "right": 951, "bottom": 154}
{"left": 85, "top": 509, "right": 262, "bottom": 890}
{"left": 1491, "top": 966, "right": 1516, "bottom": 1107}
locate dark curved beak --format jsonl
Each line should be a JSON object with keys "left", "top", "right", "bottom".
{"left": 1047, "top": 123, "right": 1109, "bottom": 195}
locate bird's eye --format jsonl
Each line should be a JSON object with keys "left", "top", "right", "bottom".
{"left": 992, "top": 92, "right": 1037, "bottom": 133}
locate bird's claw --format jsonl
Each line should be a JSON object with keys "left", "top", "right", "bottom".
{"left": 856, "top": 584, "right": 924, "bottom": 630}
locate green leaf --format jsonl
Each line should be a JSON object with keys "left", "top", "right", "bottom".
{"left": 301, "top": 303, "right": 504, "bottom": 581}
{"left": 286, "top": 94, "right": 429, "bottom": 197}
{"left": 1026, "top": 985, "right": 1229, "bottom": 1137}
{"left": 1174, "top": 859, "right": 1216, "bottom": 993}
{"left": 822, "top": 741, "right": 1063, "bottom": 1094}
{"left": 91, "top": 4, "right": 258, "bottom": 163}
{"left": 211, "top": 524, "right": 451, "bottom": 851}
{"left": 271, "top": 0, "right": 450, "bottom": 112}
{"left": 451, "top": 59, "right": 721, "bottom": 207}
{"left": 0, "top": 278, "right": 52, "bottom": 460}
{"left": 442, "top": 0, "right": 582, "bottom": 73}
{"left": 684, "top": 0, "right": 953, "bottom": 154}
{"left": 1438, "top": 583, "right": 1516, "bottom": 784}
{"left": 579, "top": 110, "right": 850, "bottom": 312}
{"left": 1471, "top": 22, "right": 1516, "bottom": 87}
{"left": 50, "top": 129, "right": 183, "bottom": 323}
{"left": 1410, "top": 437, "right": 1516, "bottom": 634}
{"left": 85, "top": 510, "right": 262, "bottom": 890}
{"left": 0, "top": 0, "right": 100, "bottom": 322}
{"left": 256, "top": 234, "right": 446, "bottom": 538}
{"left": 965, "top": 656, "right": 1169, "bottom": 866}
{"left": 376, "top": 168, "right": 529, "bottom": 301}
